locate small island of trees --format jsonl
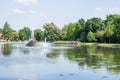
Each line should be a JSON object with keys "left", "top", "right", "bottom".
{"left": 0, "top": 14, "right": 120, "bottom": 43}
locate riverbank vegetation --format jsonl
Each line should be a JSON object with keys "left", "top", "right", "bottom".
{"left": 0, "top": 14, "right": 120, "bottom": 44}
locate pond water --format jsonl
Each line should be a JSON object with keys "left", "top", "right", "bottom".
{"left": 0, "top": 43, "right": 120, "bottom": 80}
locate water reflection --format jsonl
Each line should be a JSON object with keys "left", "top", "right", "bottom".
{"left": 0, "top": 44, "right": 120, "bottom": 80}
{"left": 46, "top": 49, "right": 61, "bottom": 59}
{"left": 63, "top": 45, "right": 120, "bottom": 74}
{"left": 0, "top": 44, "right": 12, "bottom": 57}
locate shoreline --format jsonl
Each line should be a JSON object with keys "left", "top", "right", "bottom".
{"left": 0, "top": 41, "right": 25, "bottom": 44}
{"left": 81, "top": 42, "right": 120, "bottom": 48}
{"left": 54, "top": 41, "right": 120, "bottom": 48}
{"left": 0, "top": 41, "right": 120, "bottom": 48}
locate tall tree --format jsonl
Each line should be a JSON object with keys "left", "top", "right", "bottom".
{"left": 112, "top": 15, "right": 120, "bottom": 43}
{"left": 74, "top": 19, "right": 85, "bottom": 41}
{"left": 62, "top": 23, "right": 77, "bottom": 41}
{"left": 2, "top": 22, "right": 14, "bottom": 41}
{"left": 62, "top": 25, "right": 68, "bottom": 40}
{"left": 44, "top": 23, "right": 61, "bottom": 41}
{"left": 106, "top": 14, "right": 120, "bottom": 43}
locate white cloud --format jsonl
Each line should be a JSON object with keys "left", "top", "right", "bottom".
{"left": 16, "top": 0, "right": 38, "bottom": 5}
{"left": 96, "top": 7, "right": 120, "bottom": 13}
{"left": 108, "top": 8, "right": 120, "bottom": 12}
{"left": 13, "top": 9, "right": 26, "bottom": 14}
{"left": 13, "top": 9, "right": 37, "bottom": 14}
{"left": 13, "top": 9, "right": 48, "bottom": 18}
{"left": 29, "top": 10, "right": 37, "bottom": 14}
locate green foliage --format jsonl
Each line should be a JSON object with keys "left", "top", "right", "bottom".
{"left": 85, "top": 17, "right": 105, "bottom": 41}
{"left": 9, "top": 31, "right": 19, "bottom": 41}
{"left": 1, "top": 14, "right": 120, "bottom": 43}
{"left": 62, "top": 25, "right": 68, "bottom": 40}
{"left": 85, "top": 17, "right": 105, "bottom": 33}
{"left": 66, "top": 23, "right": 76, "bottom": 40}
{"left": 18, "top": 27, "right": 31, "bottom": 41}
{"left": 74, "top": 19, "right": 85, "bottom": 40}
{"left": 44, "top": 23, "right": 62, "bottom": 41}
{"left": 96, "top": 30, "right": 105, "bottom": 43}
{"left": 105, "top": 14, "right": 120, "bottom": 43}
{"left": 104, "top": 28, "right": 114, "bottom": 43}
{"left": 2, "top": 22, "right": 15, "bottom": 41}
{"left": 0, "top": 28, "right": 3, "bottom": 33}
{"left": 34, "top": 29, "right": 44, "bottom": 41}
{"left": 87, "top": 31, "right": 96, "bottom": 42}
{"left": 62, "top": 23, "right": 76, "bottom": 40}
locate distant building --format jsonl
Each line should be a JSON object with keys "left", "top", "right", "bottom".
{"left": 0, "top": 33, "right": 4, "bottom": 40}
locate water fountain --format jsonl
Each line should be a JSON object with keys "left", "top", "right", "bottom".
{"left": 25, "top": 30, "right": 38, "bottom": 46}
{"left": 26, "top": 39, "right": 38, "bottom": 46}
{"left": 26, "top": 30, "right": 50, "bottom": 47}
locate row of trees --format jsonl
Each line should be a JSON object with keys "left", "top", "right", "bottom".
{"left": 1, "top": 14, "right": 120, "bottom": 43}
{"left": 62, "top": 14, "right": 120, "bottom": 43}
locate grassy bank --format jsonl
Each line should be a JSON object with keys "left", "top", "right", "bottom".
{"left": 80, "top": 42, "right": 120, "bottom": 48}
{"left": 0, "top": 41, "right": 25, "bottom": 44}
{"left": 54, "top": 41, "right": 80, "bottom": 44}
{"left": 54, "top": 41, "right": 120, "bottom": 48}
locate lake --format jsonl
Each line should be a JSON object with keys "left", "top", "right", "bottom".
{"left": 0, "top": 43, "right": 120, "bottom": 80}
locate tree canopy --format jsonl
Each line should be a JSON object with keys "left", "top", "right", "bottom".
{"left": 44, "top": 23, "right": 61, "bottom": 41}
{"left": 18, "top": 27, "right": 31, "bottom": 41}
{"left": 2, "top": 22, "right": 16, "bottom": 41}
{"left": 34, "top": 29, "right": 44, "bottom": 41}
{"left": 1, "top": 14, "right": 120, "bottom": 43}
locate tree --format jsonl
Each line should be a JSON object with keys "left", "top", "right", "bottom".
{"left": 113, "top": 16, "right": 120, "bottom": 43}
{"left": 62, "top": 23, "right": 76, "bottom": 40}
{"left": 2, "top": 22, "right": 15, "bottom": 41}
{"left": 87, "top": 31, "right": 96, "bottom": 42}
{"left": 104, "top": 28, "right": 113, "bottom": 43}
{"left": 18, "top": 29, "right": 26, "bottom": 41}
{"left": 85, "top": 17, "right": 105, "bottom": 33}
{"left": 0, "top": 28, "right": 3, "bottom": 33}
{"left": 18, "top": 27, "right": 31, "bottom": 41}
{"left": 44, "top": 23, "right": 62, "bottom": 41}
{"left": 96, "top": 30, "right": 105, "bottom": 43}
{"left": 62, "top": 25, "right": 68, "bottom": 40}
{"left": 74, "top": 19, "right": 85, "bottom": 41}
{"left": 67, "top": 23, "right": 76, "bottom": 40}
{"left": 105, "top": 15, "right": 115, "bottom": 43}
{"left": 34, "top": 29, "right": 44, "bottom": 41}
{"left": 106, "top": 14, "right": 120, "bottom": 43}
{"left": 23, "top": 27, "right": 31, "bottom": 40}
{"left": 9, "top": 31, "right": 19, "bottom": 41}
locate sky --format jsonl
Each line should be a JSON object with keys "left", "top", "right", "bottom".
{"left": 0, "top": 0, "right": 120, "bottom": 30}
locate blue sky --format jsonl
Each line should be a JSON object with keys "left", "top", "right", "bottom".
{"left": 0, "top": 0, "right": 120, "bottom": 30}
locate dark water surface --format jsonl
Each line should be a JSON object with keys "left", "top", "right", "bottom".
{"left": 0, "top": 43, "right": 120, "bottom": 80}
